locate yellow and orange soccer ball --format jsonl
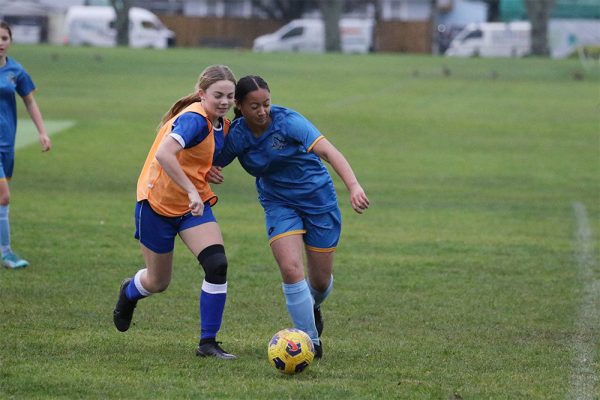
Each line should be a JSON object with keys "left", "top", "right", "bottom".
{"left": 267, "top": 328, "right": 315, "bottom": 374}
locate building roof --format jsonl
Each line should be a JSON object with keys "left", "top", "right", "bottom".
{"left": 501, "top": 0, "right": 600, "bottom": 21}
{"left": 0, "top": 0, "right": 50, "bottom": 16}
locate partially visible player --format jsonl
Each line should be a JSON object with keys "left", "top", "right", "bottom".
{"left": 0, "top": 21, "right": 52, "bottom": 269}
{"left": 210, "top": 75, "right": 370, "bottom": 358}
{"left": 112, "top": 65, "right": 237, "bottom": 359}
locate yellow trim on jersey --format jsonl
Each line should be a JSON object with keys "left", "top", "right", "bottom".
{"left": 307, "top": 135, "right": 325, "bottom": 153}
{"left": 269, "top": 229, "right": 306, "bottom": 245}
{"left": 305, "top": 245, "right": 337, "bottom": 253}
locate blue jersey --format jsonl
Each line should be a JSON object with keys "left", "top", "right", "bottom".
{"left": 216, "top": 105, "right": 338, "bottom": 214}
{"left": 169, "top": 112, "right": 225, "bottom": 162}
{"left": 0, "top": 58, "right": 36, "bottom": 153}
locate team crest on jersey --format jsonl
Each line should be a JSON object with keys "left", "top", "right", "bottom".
{"left": 272, "top": 134, "right": 286, "bottom": 150}
{"left": 5, "top": 73, "right": 17, "bottom": 86}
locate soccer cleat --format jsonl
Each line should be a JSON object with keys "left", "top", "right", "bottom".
{"left": 314, "top": 306, "right": 323, "bottom": 337}
{"left": 2, "top": 252, "right": 29, "bottom": 269}
{"left": 113, "top": 278, "right": 137, "bottom": 332}
{"left": 196, "top": 341, "right": 237, "bottom": 360}
{"left": 314, "top": 342, "right": 323, "bottom": 359}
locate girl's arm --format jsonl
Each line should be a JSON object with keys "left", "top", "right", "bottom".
{"left": 155, "top": 136, "right": 204, "bottom": 216}
{"left": 22, "top": 93, "right": 51, "bottom": 151}
{"left": 312, "top": 138, "right": 370, "bottom": 214}
{"left": 209, "top": 132, "right": 239, "bottom": 184}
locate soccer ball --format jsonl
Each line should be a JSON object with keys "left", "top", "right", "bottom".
{"left": 268, "top": 328, "right": 315, "bottom": 374}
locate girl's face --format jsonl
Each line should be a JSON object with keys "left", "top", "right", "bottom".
{"left": 0, "top": 28, "right": 12, "bottom": 60}
{"left": 199, "top": 79, "right": 235, "bottom": 121}
{"left": 237, "top": 88, "right": 271, "bottom": 134}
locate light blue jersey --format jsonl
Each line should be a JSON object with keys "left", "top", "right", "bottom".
{"left": 216, "top": 106, "right": 338, "bottom": 214}
{"left": 0, "top": 58, "right": 35, "bottom": 153}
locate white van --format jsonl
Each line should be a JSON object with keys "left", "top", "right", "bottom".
{"left": 64, "top": 6, "right": 175, "bottom": 49}
{"left": 445, "top": 22, "right": 530, "bottom": 57}
{"left": 253, "top": 18, "right": 374, "bottom": 54}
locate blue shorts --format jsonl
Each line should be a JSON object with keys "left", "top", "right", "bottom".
{"left": 134, "top": 200, "right": 217, "bottom": 253}
{"left": 0, "top": 152, "right": 15, "bottom": 180}
{"left": 264, "top": 205, "right": 341, "bottom": 252}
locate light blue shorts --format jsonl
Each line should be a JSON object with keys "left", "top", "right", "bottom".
{"left": 134, "top": 200, "right": 217, "bottom": 253}
{"left": 264, "top": 205, "right": 341, "bottom": 252}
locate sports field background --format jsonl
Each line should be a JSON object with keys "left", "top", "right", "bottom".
{"left": 0, "top": 45, "right": 598, "bottom": 399}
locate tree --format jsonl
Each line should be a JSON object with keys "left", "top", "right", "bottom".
{"left": 524, "top": 0, "right": 555, "bottom": 56}
{"left": 110, "top": 0, "right": 132, "bottom": 47}
{"left": 475, "top": 0, "right": 501, "bottom": 21}
{"left": 251, "top": 0, "right": 317, "bottom": 21}
{"left": 320, "top": 0, "right": 343, "bottom": 52}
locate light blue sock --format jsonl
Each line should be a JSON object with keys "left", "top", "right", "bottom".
{"left": 307, "top": 275, "right": 334, "bottom": 308}
{"left": 0, "top": 205, "right": 11, "bottom": 256}
{"left": 200, "top": 280, "right": 227, "bottom": 340}
{"left": 282, "top": 280, "right": 319, "bottom": 345}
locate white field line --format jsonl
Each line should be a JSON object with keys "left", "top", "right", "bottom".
{"left": 568, "top": 202, "right": 599, "bottom": 400}
{"left": 16, "top": 119, "right": 75, "bottom": 150}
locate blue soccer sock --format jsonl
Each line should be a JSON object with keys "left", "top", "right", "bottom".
{"left": 283, "top": 280, "right": 319, "bottom": 345}
{"left": 0, "top": 205, "right": 11, "bottom": 256}
{"left": 307, "top": 275, "right": 334, "bottom": 308}
{"left": 200, "top": 280, "right": 227, "bottom": 341}
{"left": 125, "top": 269, "right": 151, "bottom": 302}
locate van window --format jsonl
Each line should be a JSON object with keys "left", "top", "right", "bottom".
{"left": 109, "top": 20, "right": 135, "bottom": 30}
{"left": 141, "top": 20, "right": 160, "bottom": 30}
{"left": 281, "top": 26, "right": 304, "bottom": 40}
{"left": 463, "top": 29, "right": 482, "bottom": 41}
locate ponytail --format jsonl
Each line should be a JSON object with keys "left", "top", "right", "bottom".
{"left": 158, "top": 93, "right": 201, "bottom": 129}
{"left": 233, "top": 107, "right": 243, "bottom": 121}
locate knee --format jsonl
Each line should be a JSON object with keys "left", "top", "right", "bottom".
{"left": 311, "top": 280, "right": 330, "bottom": 293}
{"left": 198, "top": 244, "right": 228, "bottom": 284}
{"left": 278, "top": 260, "right": 305, "bottom": 282}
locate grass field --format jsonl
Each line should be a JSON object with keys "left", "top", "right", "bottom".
{"left": 0, "top": 45, "right": 598, "bottom": 399}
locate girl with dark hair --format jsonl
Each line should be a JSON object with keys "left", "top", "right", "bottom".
{"left": 0, "top": 21, "right": 52, "bottom": 269}
{"left": 112, "top": 65, "right": 237, "bottom": 359}
{"left": 211, "top": 75, "right": 370, "bottom": 358}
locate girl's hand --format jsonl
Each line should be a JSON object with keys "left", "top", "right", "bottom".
{"left": 349, "top": 185, "right": 370, "bottom": 214}
{"left": 39, "top": 133, "right": 52, "bottom": 152}
{"left": 188, "top": 191, "right": 204, "bottom": 216}
{"left": 206, "top": 166, "right": 224, "bottom": 184}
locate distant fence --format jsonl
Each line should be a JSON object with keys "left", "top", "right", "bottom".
{"left": 159, "top": 15, "right": 432, "bottom": 54}
{"left": 375, "top": 20, "right": 432, "bottom": 53}
{"left": 159, "top": 16, "right": 281, "bottom": 49}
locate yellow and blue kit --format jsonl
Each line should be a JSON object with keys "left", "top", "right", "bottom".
{"left": 216, "top": 105, "right": 341, "bottom": 250}
{"left": 0, "top": 57, "right": 36, "bottom": 179}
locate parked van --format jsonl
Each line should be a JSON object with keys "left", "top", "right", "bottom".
{"left": 64, "top": 6, "right": 175, "bottom": 49}
{"left": 252, "top": 18, "right": 374, "bottom": 54}
{"left": 446, "top": 20, "right": 600, "bottom": 58}
{"left": 445, "top": 22, "right": 530, "bottom": 57}
{"left": 547, "top": 19, "right": 600, "bottom": 59}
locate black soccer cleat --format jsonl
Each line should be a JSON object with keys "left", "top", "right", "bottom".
{"left": 314, "top": 306, "right": 324, "bottom": 337}
{"left": 314, "top": 342, "right": 323, "bottom": 359}
{"left": 113, "top": 278, "right": 137, "bottom": 332}
{"left": 196, "top": 341, "right": 237, "bottom": 360}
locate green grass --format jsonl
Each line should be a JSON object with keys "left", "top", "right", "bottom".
{"left": 1, "top": 45, "right": 598, "bottom": 399}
